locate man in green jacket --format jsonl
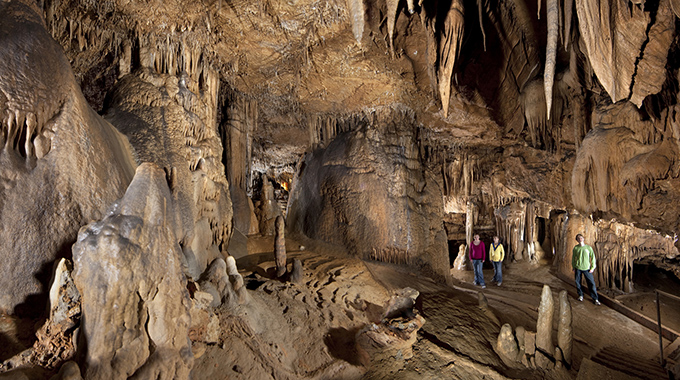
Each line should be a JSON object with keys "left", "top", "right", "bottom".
{"left": 572, "top": 233, "right": 601, "bottom": 305}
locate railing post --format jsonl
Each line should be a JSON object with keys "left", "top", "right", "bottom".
{"left": 656, "top": 290, "right": 665, "bottom": 367}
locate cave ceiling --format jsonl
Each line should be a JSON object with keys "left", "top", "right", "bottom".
{"left": 16, "top": 0, "right": 680, "bottom": 239}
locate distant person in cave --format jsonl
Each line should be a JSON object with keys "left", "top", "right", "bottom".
{"left": 470, "top": 234, "right": 486, "bottom": 288}
{"left": 572, "top": 233, "right": 601, "bottom": 305}
{"left": 489, "top": 236, "right": 505, "bottom": 286}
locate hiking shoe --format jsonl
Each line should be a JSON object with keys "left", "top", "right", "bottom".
{"left": 595, "top": 300, "right": 601, "bottom": 306}
{"left": 497, "top": 282, "right": 502, "bottom": 286}
{"left": 578, "top": 296, "right": 583, "bottom": 302}
{"left": 481, "top": 285, "right": 486, "bottom": 289}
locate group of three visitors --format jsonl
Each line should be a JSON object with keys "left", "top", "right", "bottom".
{"left": 468, "top": 233, "right": 600, "bottom": 305}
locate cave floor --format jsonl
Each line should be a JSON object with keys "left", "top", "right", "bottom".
{"left": 242, "top": 235, "right": 676, "bottom": 379}
{"left": 363, "top": 257, "right": 675, "bottom": 379}
{"left": 0, "top": 236, "right": 676, "bottom": 379}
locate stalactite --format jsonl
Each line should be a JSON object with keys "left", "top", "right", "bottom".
{"left": 477, "top": 0, "right": 487, "bottom": 51}
{"left": 419, "top": 5, "right": 439, "bottom": 98}
{"left": 544, "top": 0, "right": 558, "bottom": 120}
{"left": 386, "top": 0, "right": 399, "bottom": 57}
{"left": 465, "top": 200, "right": 474, "bottom": 247}
{"left": 563, "top": 0, "right": 573, "bottom": 50}
{"left": 438, "top": 0, "right": 464, "bottom": 118}
{"left": 494, "top": 200, "right": 527, "bottom": 261}
{"left": 525, "top": 202, "right": 536, "bottom": 261}
{"left": 346, "top": 0, "right": 364, "bottom": 44}
{"left": 1, "top": 107, "right": 51, "bottom": 161}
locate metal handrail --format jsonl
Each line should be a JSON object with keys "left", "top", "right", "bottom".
{"left": 657, "top": 289, "right": 680, "bottom": 303}
{"left": 656, "top": 290, "right": 665, "bottom": 367}
{"left": 655, "top": 289, "right": 680, "bottom": 368}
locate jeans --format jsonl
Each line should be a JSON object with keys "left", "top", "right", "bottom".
{"left": 473, "top": 259, "right": 485, "bottom": 286}
{"left": 492, "top": 261, "right": 502, "bottom": 283}
{"left": 575, "top": 269, "right": 599, "bottom": 301}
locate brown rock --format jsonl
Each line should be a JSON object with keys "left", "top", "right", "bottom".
{"left": 495, "top": 323, "right": 519, "bottom": 364}
{"left": 557, "top": 290, "right": 572, "bottom": 366}
{"left": 535, "top": 285, "right": 554, "bottom": 368}
{"left": 49, "top": 361, "right": 82, "bottom": 380}
{"left": 525, "top": 331, "right": 536, "bottom": 356}
{"left": 72, "top": 163, "right": 193, "bottom": 380}
{"left": 575, "top": 0, "right": 673, "bottom": 105}
{"left": 105, "top": 67, "right": 233, "bottom": 281}
{"left": 0, "top": 0, "right": 134, "bottom": 314}
{"left": 275, "top": 215, "right": 287, "bottom": 278}
{"left": 290, "top": 259, "right": 304, "bottom": 284}
{"left": 515, "top": 325, "right": 526, "bottom": 361}
{"left": 287, "top": 108, "right": 449, "bottom": 279}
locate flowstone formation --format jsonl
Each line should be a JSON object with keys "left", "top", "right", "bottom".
{"left": 105, "top": 66, "right": 233, "bottom": 280}
{"left": 287, "top": 107, "right": 449, "bottom": 280}
{"left": 0, "top": 0, "right": 135, "bottom": 314}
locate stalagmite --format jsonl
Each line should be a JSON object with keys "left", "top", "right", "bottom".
{"left": 226, "top": 255, "right": 248, "bottom": 304}
{"left": 496, "top": 323, "right": 519, "bottom": 364}
{"left": 544, "top": 0, "right": 558, "bottom": 120}
{"left": 557, "top": 290, "right": 572, "bottom": 366}
{"left": 438, "top": 0, "right": 464, "bottom": 117}
{"left": 275, "top": 215, "right": 287, "bottom": 278}
{"left": 516, "top": 326, "right": 527, "bottom": 363}
{"left": 290, "top": 258, "right": 303, "bottom": 284}
{"left": 535, "top": 285, "right": 554, "bottom": 368}
{"left": 453, "top": 244, "right": 467, "bottom": 270}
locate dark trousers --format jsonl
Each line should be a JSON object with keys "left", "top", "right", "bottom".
{"left": 575, "top": 269, "right": 599, "bottom": 301}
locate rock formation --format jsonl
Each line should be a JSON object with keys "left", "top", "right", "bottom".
{"left": 2, "top": 0, "right": 680, "bottom": 377}
{"left": 274, "top": 215, "right": 287, "bottom": 278}
{"left": 290, "top": 258, "right": 304, "bottom": 284}
{"left": 287, "top": 108, "right": 449, "bottom": 280}
{"left": 495, "top": 323, "right": 519, "bottom": 365}
{"left": 225, "top": 256, "right": 248, "bottom": 305}
{"left": 535, "top": 285, "right": 554, "bottom": 368}
{"left": 557, "top": 290, "right": 573, "bottom": 366}
{"left": 72, "top": 163, "right": 193, "bottom": 380}
{"left": 105, "top": 67, "right": 232, "bottom": 280}
{"left": 255, "top": 179, "right": 282, "bottom": 236}
{"left": 0, "top": 0, "right": 135, "bottom": 314}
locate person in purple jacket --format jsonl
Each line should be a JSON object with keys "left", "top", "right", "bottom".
{"left": 469, "top": 234, "right": 486, "bottom": 288}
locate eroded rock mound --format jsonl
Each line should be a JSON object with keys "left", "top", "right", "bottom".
{"left": 72, "top": 163, "right": 193, "bottom": 380}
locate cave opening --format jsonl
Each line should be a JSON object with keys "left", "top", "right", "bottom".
{"left": 535, "top": 216, "right": 552, "bottom": 260}
{"left": 447, "top": 239, "right": 463, "bottom": 267}
{"left": 632, "top": 261, "right": 680, "bottom": 295}
{"left": 614, "top": 261, "right": 680, "bottom": 334}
